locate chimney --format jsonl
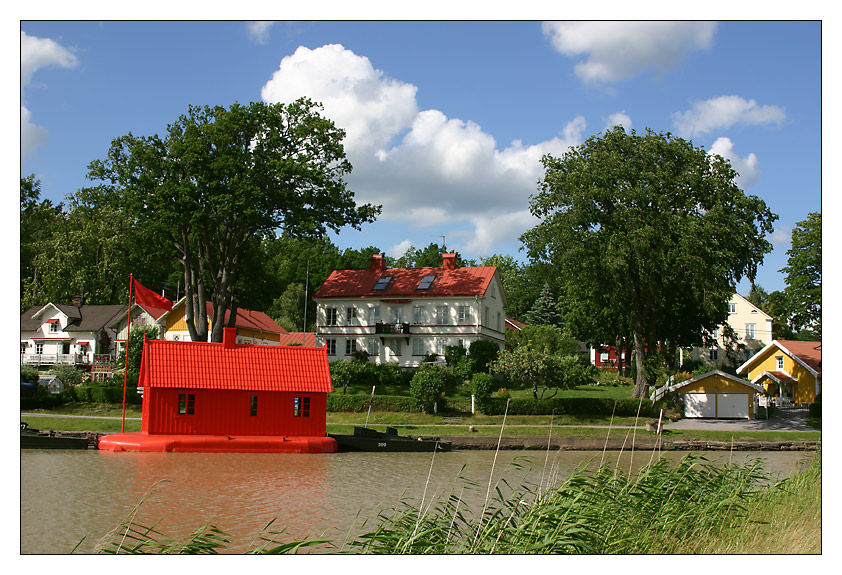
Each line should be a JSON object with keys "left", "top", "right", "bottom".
{"left": 222, "top": 327, "right": 237, "bottom": 349}
{"left": 442, "top": 253, "right": 457, "bottom": 270}
{"left": 370, "top": 254, "right": 386, "bottom": 274}
{"left": 72, "top": 296, "right": 84, "bottom": 307}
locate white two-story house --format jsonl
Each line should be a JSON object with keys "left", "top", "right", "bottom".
{"left": 689, "top": 292, "right": 774, "bottom": 367}
{"left": 313, "top": 254, "right": 506, "bottom": 367}
{"left": 20, "top": 299, "right": 125, "bottom": 367}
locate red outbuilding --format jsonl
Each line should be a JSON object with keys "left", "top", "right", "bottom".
{"left": 98, "top": 327, "right": 337, "bottom": 453}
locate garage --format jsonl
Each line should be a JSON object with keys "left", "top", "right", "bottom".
{"left": 653, "top": 370, "right": 765, "bottom": 420}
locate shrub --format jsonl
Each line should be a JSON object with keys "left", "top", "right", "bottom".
{"left": 809, "top": 394, "right": 821, "bottom": 418}
{"left": 21, "top": 365, "right": 40, "bottom": 384}
{"left": 410, "top": 365, "right": 448, "bottom": 414}
{"left": 476, "top": 396, "right": 657, "bottom": 417}
{"left": 470, "top": 372, "right": 496, "bottom": 413}
{"left": 49, "top": 365, "right": 86, "bottom": 387}
{"left": 468, "top": 339, "right": 500, "bottom": 373}
{"left": 327, "top": 394, "right": 418, "bottom": 413}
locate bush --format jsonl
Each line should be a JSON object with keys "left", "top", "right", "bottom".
{"left": 476, "top": 396, "right": 658, "bottom": 417}
{"left": 470, "top": 372, "right": 496, "bottom": 413}
{"left": 21, "top": 366, "right": 40, "bottom": 384}
{"left": 809, "top": 394, "right": 821, "bottom": 418}
{"left": 49, "top": 365, "right": 86, "bottom": 387}
{"left": 64, "top": 385, "right": 143, "bottom": 405}
{"left": 327, "top": 394, "right": 418, "bottom": 413}
{"left": 410, "top": 365, "right": 448, "bottom": 414}
{"left": 469, "top": 339, "right": 500, "bottom": 373}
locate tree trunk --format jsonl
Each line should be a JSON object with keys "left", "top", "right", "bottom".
{"left": 632, "top": 331, "right": 648, "bottom": 398}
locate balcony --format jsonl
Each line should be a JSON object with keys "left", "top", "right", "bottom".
{"left": 21, "top": 353, "right": 92, "bottom": 366}
{"left": 374, "top": 322, "right": 410, "bottom": 335}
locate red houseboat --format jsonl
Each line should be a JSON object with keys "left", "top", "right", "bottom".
{"left": 98, "top": 327, "right": 337, "bottom": 453}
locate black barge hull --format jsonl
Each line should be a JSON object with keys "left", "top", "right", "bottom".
{"left": 329, "top": 426, "right": 451, "bottom": 452}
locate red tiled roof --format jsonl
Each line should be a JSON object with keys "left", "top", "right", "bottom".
{"left": 762, "top": 371, "right": 798, "bottom": 384}
{"left": 778, "top": 340, "right": 822, "bottom": 374}
{"left": 314, "top": 266, "right": 497, "bottom": 299}
{"left": 140, "top": 337, "right": 332, "bottom": 393}
{"left": 165, "top": 299, "right": 287, "bottom": 334}
{"left": 278, "top": 332, "right": 318, "bottom": 347}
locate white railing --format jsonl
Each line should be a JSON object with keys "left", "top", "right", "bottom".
{"left": 20, "top": 353, "right": 91, "bottom": 366}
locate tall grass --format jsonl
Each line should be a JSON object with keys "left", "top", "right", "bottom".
{"left": 88, "top": 449, "right": 820, "bottom": 554}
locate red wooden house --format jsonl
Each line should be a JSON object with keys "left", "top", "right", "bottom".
{"left": 98, "top": 327, "right": 337, "bottom": 453}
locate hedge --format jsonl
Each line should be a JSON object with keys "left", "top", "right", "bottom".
{"left": 327, "top": 393, "right": 419, "bottom": 413}
{"left": 477, "top": 396, "right": 660, "bottom": 417}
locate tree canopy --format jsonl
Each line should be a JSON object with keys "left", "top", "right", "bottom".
{"left": 780, "top": 212, "right": 821, "bottom": 337}
{"left": 86, "top": 99, "right": 380, "bottom": 342}
{"left": 521, "top": 127, "right": 777, "bottom": 397}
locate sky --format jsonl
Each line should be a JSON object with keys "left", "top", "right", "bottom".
{"left": 19, "top": 18, "right": 823, "bottom": 295}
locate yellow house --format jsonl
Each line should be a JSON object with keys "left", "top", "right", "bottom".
{"left": 652, "top": 370, "right": 765, "bottom": 419}
{"left": 158, "top": 298, "right": 287, "bottom": 345}
{"left": 736, "top": 340, "right": 822, "bottom": 405}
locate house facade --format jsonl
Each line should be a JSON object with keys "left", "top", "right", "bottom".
{"left": 158, "top": 298, "right": 287, "bottom": 345}
{"left": 736, "top": 340, "right": 821, "bottom": 405}
{"left": 20, "top": 301, "right": 124, "bottom": 367}
{"left": 313, "top": 254, "right": 506, "bottom": 367}
{"left": 690, "top": 292, "right": 773, "bottom": 367}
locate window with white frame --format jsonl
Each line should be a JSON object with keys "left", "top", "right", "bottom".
{"left": 436, "top": 306, "right": 449, "bottom": 325}
{"left": 436, "top": 338, "right": 448, "bottom": 356}
{"left": 413, "top": 306, "right": 426, "bottom": 324}
{"left": 776, "top": 355, "right": 784, "bottom": 370}
{"left": 346, "top": 306, "right": 358, "bottom": 323}
{"left": 745, "top": 324, "right": 756, "bottom": 339}
{"left": 391, "top": 338, "right": 402, "bottom": 356}
{"left": 35, "top": 342, "right": 44, "bottom": 355}
{"left": 325, "top": 339, "right": 337, "bottom": 355}
{"left": 728, "top": 302, "right": 737, "bottom": 313}
{"left": 367, "top": 338, "right": 380, "bottom": 355}
{"left": 412, "top": 338, "right": 426, "bottom": 356}
{"left": 458, "top": 305, "right": 471, "bottom": 324}
{"left": 368, "top": 306, "right": 380, "bottom": 325}
{"left": 345, "top": 339, "right": 357, "bottom": 355}
{"left": 390, "top": 307, "right": 402, "bottom": 324}
{"left": 49, "top": 322, "right": 58, "bottom": 333}
{"left": 326, "top": 307, "right": 338, "bottom": 326}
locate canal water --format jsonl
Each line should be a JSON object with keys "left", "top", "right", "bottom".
{"left": 20, "top": 448, "right": 812, "bottom": 554}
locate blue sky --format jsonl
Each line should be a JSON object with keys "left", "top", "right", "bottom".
{"left": 20, "top": 19, "right": 822, "bottom": 294}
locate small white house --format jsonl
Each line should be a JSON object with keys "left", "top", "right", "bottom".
{"left": 20, "top": 301, "right": 124, "bottom": 367}
{"left": 313, "top": 254, "right": 507, "bottom": 367}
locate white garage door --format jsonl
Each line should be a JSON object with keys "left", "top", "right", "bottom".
{"left": 684, "top": 393, "right": 716, "bottom": 418}
{"left": 716, "top": 393, "right": 750, "bottom": 419}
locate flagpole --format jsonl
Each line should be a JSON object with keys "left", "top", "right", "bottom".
{"left": 121, "top": 273, "right": 133, "bottom": 433}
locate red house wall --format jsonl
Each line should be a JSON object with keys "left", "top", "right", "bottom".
{"left": 142, "top": 388, "right": 327, "bottom": 437}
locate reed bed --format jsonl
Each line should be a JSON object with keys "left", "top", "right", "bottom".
{"left": 89, "top": 447, "right": 820, "bottom": 555}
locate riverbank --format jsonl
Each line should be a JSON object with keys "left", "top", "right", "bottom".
{"left": 442, "top": 434, "right": 819, "bottom": 451}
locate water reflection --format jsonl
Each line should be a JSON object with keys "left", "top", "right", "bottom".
{"left": 20, "top": 449, "right": 812, "bottom": 554}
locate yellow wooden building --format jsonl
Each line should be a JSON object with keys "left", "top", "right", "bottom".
{"left": 736, "top": 340, "right": 821, "bottom": 405}
{"left": 158, "top": 298, "right": 287, "bottom": 346}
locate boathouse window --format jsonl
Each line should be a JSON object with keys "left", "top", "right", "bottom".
{"left": 294, "top": 396, "right": 310, "bottom": 417}
{"left": 250, "top": 395, "right": 258, "bottom": 417}
{"left": 178, "top": 393, "right": 195, "bottom": 415}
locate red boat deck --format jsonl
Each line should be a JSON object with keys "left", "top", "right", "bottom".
{"left": 98, "top": 432, "right": 337, "bottom": 453}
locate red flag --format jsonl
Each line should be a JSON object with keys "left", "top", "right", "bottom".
{"left": 133, "top": 279, "right": 173, "bottom": 312}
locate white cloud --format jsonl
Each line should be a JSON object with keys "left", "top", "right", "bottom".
{"left": 673, "top": 95, "right": 786, "bottom": 138}
{"left": 247, "top": 21, "right": 276, "bottom": 44}
{"left": 261, "top": 44, "right": 585, "bottom": 258}
{"left": 386, "top": 239, "right": 414, "bottom": 259}
{"left": 709, "top": 137, "right": 760, "bottom": 189}
{"left": 20, "top": 32, "right": 77, "bottom": 164}
{"left": 605, "top": 111, "right": 632, "bottom": 132}
{"left": 542, "top": 21, "right": 716, "bottom": 84}
{"left": 770, "top": 227, "right": 792, "bottom": 246}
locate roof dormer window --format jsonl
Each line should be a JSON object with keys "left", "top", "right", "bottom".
{"left": 373, "top": 275, "right": 393, "bottom": 290}
{"left": 417, "top": 274, "right": 436, "bottom": 290}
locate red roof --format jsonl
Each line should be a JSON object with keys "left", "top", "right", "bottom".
{"left": 314, "top": 256, "right": 497, "bottom": 299}
{"left": 278, "top": 332, "right": 318, "bottom": 347}
{"left": 778, "top": 340, "right": 821, "bottom": 374}
{"left": 164, "top": 299, "right": 287, "bottom": 334}
{"left": 763, "top": 371, "right": 798, "bottom": 384}
{"left": 140, "top": 336, "right": 332, "bottom": 393}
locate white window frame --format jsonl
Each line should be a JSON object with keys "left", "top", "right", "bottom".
{"left": 368, "top": 306, "right": 380, "bottom": 325}
{"left": 367, "top": 338, "right": 380, "bottom": 355}
{"left": 728, "top": 303, "right": 737, "bottom": 314}
{"left": 390, "top": 307, "right": 402, "bottom": 325}
{"left": 776, "top": 355, "right": 784, "bottom": 370}
{"left": 413, "top": 306, "right": 426, "bottom": 325}
{"left": 325, "top": 339, "right": 337, "bottom": 355}
{"left": 345, "top": 339, "right": 357, "bottom": 355}
{"left": 391, "top": 338, "right": 402, "bottom": 356}
{"left": 745, "top": 323, "right": 756, "bottom": 339}
{"left": 412, "top": 338, "right": 426, "bottom": 356}
{"left": 436, "top": 306, "right": 449, "bottom": 325}
{"left": 346, "top": 306, "right": 357, "bottom": 324}
{"left": 458, "top": 305, "right": 471, "bottom": 324}
{"left": 326, "top": 307, "right": 338, "bottom": 326}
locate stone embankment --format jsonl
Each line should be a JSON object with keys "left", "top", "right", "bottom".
{"left": 442, "top": 436, "right": 819, "bottom": 451}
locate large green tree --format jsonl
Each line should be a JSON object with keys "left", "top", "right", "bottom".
{"left": 780, "top": 212, "right": 821, "bottom": 337}
{"left": 521, "top": 127, "right": 777, "bottom": 397}
{"left": 87, "top": 99, "right": 380, "bottom": 342}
